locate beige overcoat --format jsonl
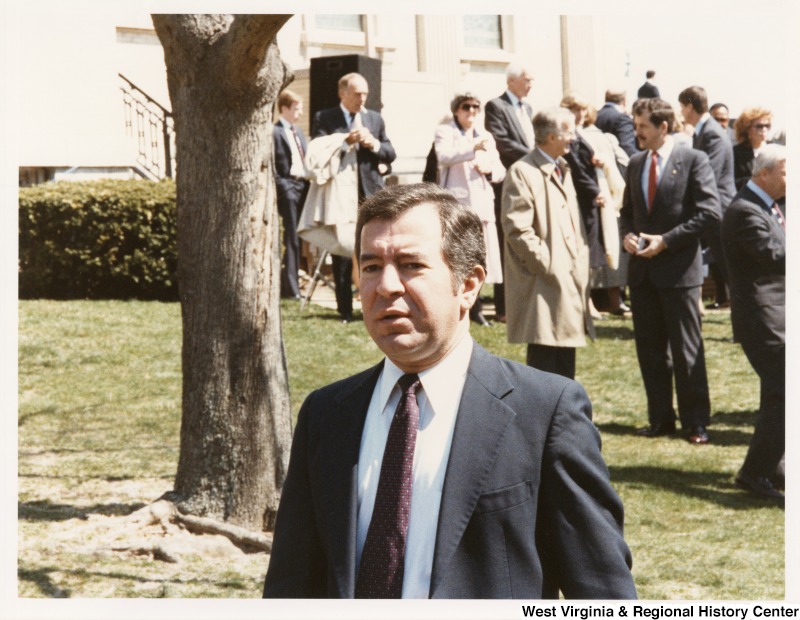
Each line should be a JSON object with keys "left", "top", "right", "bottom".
{"left": 502, "top": 148, "right": 595, "bottom": 347}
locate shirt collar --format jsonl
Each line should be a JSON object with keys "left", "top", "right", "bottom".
{"left": 746, "top": 179, "right": 775, "bottom": 208}
{"left": 653, "top": 134, "right": 675, "bottom": 162}
{"left": 376, "top": 334, "right": 474, "bottom": 418}
{"left": 694, "top": 112, "right": 710, "bottom": 136}
{"left": 278, "top": 117, "right": 293, "bottom": 130}
{"left": 505, "top": 90, "right": 522, "bottom": 107}
{"left": 340, "top": 103, "right": 359, "bottom": 122}
{"left": 535, "top": 146, "right": 557, "bottom": 166}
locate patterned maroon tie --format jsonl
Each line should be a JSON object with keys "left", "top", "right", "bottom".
{"left": 355, "top": 373, "right": 421, "bottom": 598}
{"left": 647, "top": 150, "right": 658, "bottom": 212}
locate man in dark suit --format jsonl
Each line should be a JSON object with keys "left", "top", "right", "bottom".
{"left": 678, "top": 85, "right": 736, "bottom": 309}
{"left": 484, "top": 63, "right": 535, "bottom": 322}
{"left": 310, "top": 72, "right": 396, "bottom": 322}
{"left": 721, "top": 145, "right": 785, "bottom": 501}
{"left": 637, "top": 70, "right": 660, "bottom": 99}
{"left": 264, "top": 183, "right": 636, "bottom": 599}
{"left": 273, "top": 89, "right": 310, "bottom": 299}
{"left": 620, "top": 98, "right": 720, "bottom": 444}
{"left": 595, "top": 89, "right": 638, "bottom": 157}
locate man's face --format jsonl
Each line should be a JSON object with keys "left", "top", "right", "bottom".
{"left": 281, "top": 100, "right": 303, "bottom": 124}
{"left": 548, "top": 121, "right": 575, "bottom": 156}
{"left": 507, "top": 71, "right": 534, "bottom": 99}
{"left": 679, "top": 101, "right": 693, "bottom": 124}
{"left": 359, "top": 203, "right": 481, "bottom": 373}
{"left": 339, "top": 76, "right": 369, "bottom": 114}
{"left": 710, "top": 106, "right": 729, "bottom": 129}
{"left": 634, "top": 114, "right": 668, "bottom": 151}
{"left": 758, "top": 160, "right": 786, "bottom": 200}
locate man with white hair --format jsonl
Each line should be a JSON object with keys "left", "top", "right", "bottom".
{"left": 484, "top": 63, "right": 535, "bottom": 322}
{"left": 721, "top": 144, "right": 786, "bottom": 502}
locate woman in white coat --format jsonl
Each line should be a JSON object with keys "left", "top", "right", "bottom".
{"left": 434, "top": 93, "right": 505, "bottom": 326}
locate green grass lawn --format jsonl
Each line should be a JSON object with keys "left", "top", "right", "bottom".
{"left": 18, "top": 299, "right": 784, "bottom": 599}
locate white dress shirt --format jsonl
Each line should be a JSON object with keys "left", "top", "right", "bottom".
{"left": 356, "top": 334, "right": 473, "bottom": 598}
{"left": 278, "top": 117, "right": 306, "bottom": 178}
{"left": 641, "top": 134, "right": 675, "bottom": 208}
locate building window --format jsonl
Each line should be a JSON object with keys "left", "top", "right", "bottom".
{"left": 314, "top": 15, "right": 363, "bottom": 32}
{"left": 463, "top": 15, "right": 502, "bottom": 49}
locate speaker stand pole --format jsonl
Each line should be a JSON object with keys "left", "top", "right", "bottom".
{"left": 300, "top": 250, "right": 329, "bottom": 312}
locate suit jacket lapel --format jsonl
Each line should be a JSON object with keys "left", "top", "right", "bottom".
{"left": 500, "top": 92, "right": 529, "bottom": 147}
{"left": 318, "top": 362, "right": 383, "bottom": 597}
{"left": 652, "top": 147, "right": 684, "bottom": 209}
{"left": 429, "top": 344, "right": 516, "bottom": 597}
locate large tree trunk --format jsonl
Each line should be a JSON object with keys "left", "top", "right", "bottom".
{"left": 152, "top": 14, "right": 293, "bottom": 532}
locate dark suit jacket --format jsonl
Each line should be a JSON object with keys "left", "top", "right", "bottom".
{"left": 620, "top": 143, "right": 721, "bottom": 288}
{"left": 565, "top": 134, "right": 605, "bottom": 268}
{"left": 595, "top": 103, "right": 638, "bottom": 157}
{"left": 721, "top": 185, "right": 785, "bottom": 348}
{"left": 263, "top": 343, "right": 636, "bottom": 599}
{"left": 273, "top": 122, "right": 309, "bottom": 215}
{"left": 733, "top": 142, "right": 756, "bottom": 192}
{"left": 693, "top": 116, "right": 736, "bottom": 210}
{"left": 311, "top": 107, "right": 396, "bottom": 198}
{"left": 484, "top": 92, "right": 534, "bottom": 170}
{"left": 637, "top": 82, "right": 660, "bottom": 99}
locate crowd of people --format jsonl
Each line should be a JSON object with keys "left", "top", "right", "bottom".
{"left": 272, "top": 67, "right": 785, "bottom": 505}
{"left": 263, "top": 66, "right": 786, "bottom": 600}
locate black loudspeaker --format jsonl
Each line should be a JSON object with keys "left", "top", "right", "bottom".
{"left": 309, "top": 54, "right": 383, "bottom": 118}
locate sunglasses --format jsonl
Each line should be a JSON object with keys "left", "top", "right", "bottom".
{"left": 460, "top": 103, "right": 481, "bottom": 111}
{"left": 754, "top": 123, "right": 771, "bottom": 130}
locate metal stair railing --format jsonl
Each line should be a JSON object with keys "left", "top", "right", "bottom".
{"left": 119, "top": 73, "right": 175, "bottom": 180}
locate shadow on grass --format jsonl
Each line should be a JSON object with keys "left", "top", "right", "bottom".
{"left": 18, "top": 565, "right": 255, "bottom": 597}
{"left": 594, "top": 324, "right": 635, "bottom": 341}
{"left": 19, "top": 499, "right": 147, "bottom": 522}
{"left": 598, "top": 408, "right": 759, "bottom": 447}
{"left": 609, "top": 465, "right": 784, "bottom": 510}
{"left": 18, "top": 567, "right": 71, "bottom": 598}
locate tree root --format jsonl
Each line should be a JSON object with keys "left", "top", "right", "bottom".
{"left": 86, "top": 496, "right": 272, "bottom": 563}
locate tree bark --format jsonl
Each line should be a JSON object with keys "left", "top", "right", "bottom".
{"left": 152, "top": 14, "right": 293, "bottom": 532}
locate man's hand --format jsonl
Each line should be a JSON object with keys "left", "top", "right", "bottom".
{"left": 593, "top": 194, "right": 605, "bottom": 207}
{"left": 624, "top": 232, "right": 667, "bottom": 257}
{"left": 473, "top": 137, "right": 489, "bottom": 152}
{"left": 345, "top": 129, "right": 361, "bottom": 145}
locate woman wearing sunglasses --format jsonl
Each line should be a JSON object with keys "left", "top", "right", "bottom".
{"left": 733, "top": 107, "right": 773, "bottom": 191}
{"left": 433, "top": 93, "right": 506, "bottom": 327}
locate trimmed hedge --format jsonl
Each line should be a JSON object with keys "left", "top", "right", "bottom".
{"left": 19, "top": 179, "right": 178, "bottom": 300}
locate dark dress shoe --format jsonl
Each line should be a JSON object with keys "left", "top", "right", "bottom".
{"left": 736, "top": 470, "right": 785, "bottom": 501}
{"left": 687, "top": 425, "right": 710, "bottom": 444}
{"left": 636, "top": 423, "right": 676, "bottom": 437}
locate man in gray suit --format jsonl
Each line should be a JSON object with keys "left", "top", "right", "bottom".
{"left": 484, "top": 63, "right": 535, "bottom": 322}
{"left": 264, "top": 183, "right": 636, "bottom": 599}
{"left": 620, "top": 98, "right": 720, "bottom": 444}
{"left": 722, "top": 145, "right": 785, "bottom": 502}
{"left": 679, "top": 85, "right": 736, "bottom": 309}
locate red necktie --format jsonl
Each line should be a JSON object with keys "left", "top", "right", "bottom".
{"left": 356, "top": 374, "right": 421, "bottom": 598}
{"left": 554, "top": 164, "right": 563, "bottom": 183}
{"left": 647, "top": 150, "right": 658, "bottom": 212}
{"left": 772, "top": 202, "right": 786, "bottom": 228}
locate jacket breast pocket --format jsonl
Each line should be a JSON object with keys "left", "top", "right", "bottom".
{"left": 474, "top": 480, "right": 533, "bottom": 514}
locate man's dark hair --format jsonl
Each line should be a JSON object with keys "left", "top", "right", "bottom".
{"left": 355, "top": 183, "right": 486, "bottom": 293}
{"left": 678, "top": 86, "right": 708, "bottom": 114}
{"left": 646, "top": 70, "right": 656, "bottom": 79}
{"left": 632, "top": 97, "right": 676, "bottom": 133}
{"left": 709, "top": 102, "right": 728, "bottom": 114}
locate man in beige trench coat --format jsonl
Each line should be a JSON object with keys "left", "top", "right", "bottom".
{"left": 502, "top": 107, "right": 595, "bottom": 380}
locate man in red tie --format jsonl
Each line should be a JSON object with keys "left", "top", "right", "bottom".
{"left": 620, "top": 98, "right": 721, "bottom": 444}
{"left": 264, "top": 183, "right": 636, "bottom": 599}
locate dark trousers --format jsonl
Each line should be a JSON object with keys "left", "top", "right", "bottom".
{"left": 630, "top": 282, "right": 710, "bottom": 429}
{"left": 492, "top": 183, "right": 506, "bottom": 316}
{"left": 739, "top": 338, "right": 785, "bottom": 478}
{"left": 278, "top": 179, "right": 308, "bottom": 298}
{"left": 526, "top": 344, "right": 576, "bottom": 380}
{"left": 331, "top": 254, "right": 353, "bottom": 320}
